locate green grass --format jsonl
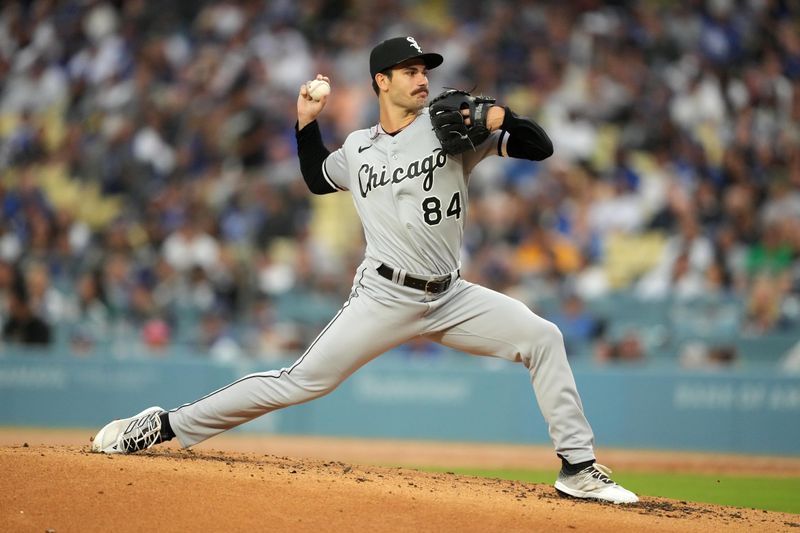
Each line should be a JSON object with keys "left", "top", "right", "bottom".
{"left": 419, "top": 466, "right": 800, "bottom": 515}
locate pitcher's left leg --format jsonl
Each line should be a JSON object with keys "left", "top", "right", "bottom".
{"left": 427, "top": 282, "right": 595, "bottom": 463}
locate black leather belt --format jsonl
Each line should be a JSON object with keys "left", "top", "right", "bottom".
{"left": 377, "top": 263, "right": 457, "bottom": 294}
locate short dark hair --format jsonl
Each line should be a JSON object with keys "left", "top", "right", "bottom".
{"left": 372, "top": 69, "right": 393, "bottom": 96}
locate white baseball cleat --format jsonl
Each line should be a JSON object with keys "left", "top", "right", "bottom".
{"left": 91, "top": 406, "right": 164, "bottom": 454}
{"left": 554, "top": 463, "right": 639, "bottom": 504}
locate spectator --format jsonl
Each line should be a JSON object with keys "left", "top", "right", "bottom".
{"left": 636, "top": 214, "right": 713, "bottom": 300}
{"left": 24, "top": 261, "right": 68, "bottom": 324}
{"left": 514, "top": 223, "right": 582, "bottom": 282}
{"left": 68, "top": 270, "right": 110, "bottom": 338}
{"left": 594, "top": 330, "right": 646, "bottom": 365}
{"left": 2, "top": 281, "right": 51, "bottom": 347}
{"left": 141, "top": 318, "right": 171, "bottom": 357}
{"left": 197, "top": 309, "right": 242, "bottom": 362}
{"left": 0, "top": 260, "right": 18, "bottom": 317}
{"left": 549, "top": 292, "right": 604, "bottom": 357}
{"left": 162, "top": 214, "right": 221, "bottom": 275}
{"left": 680, "top": 342, "right": 738, "bottom": 369}
{"left": 746, "top": 221, "right": 793, "bottom": 278}
{"left": 744, "top": 274, "right": 790, "bottom": 334}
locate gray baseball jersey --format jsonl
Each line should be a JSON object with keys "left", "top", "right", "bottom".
{"left": 168, "top": 108, "right": 597, "bottom": 465}
{"left": 321, "top": 108, "right": 503, "bottom": 276}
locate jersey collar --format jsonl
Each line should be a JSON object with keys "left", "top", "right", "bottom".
{"left": 369, "top": 108, "right": 430, "bottom": 139}
{"left": 368, "top": 124, "right": 383, "bottom": 139}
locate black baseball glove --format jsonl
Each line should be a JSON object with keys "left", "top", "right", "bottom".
{"left": 429, "top": 89, "right": 496, "bottom": 155}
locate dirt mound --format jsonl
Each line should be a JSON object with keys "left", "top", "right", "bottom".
{"left": 2, "top": 444, "right": 797, "bottom": 533}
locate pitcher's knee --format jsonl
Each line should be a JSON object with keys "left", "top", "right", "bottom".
{"left": 519, "top": 319, "right": 566, "bottom": 365}
{"left": 538, "top": 320, "right": 565, "bottom": 349}
{"left": 508, "top": 318, "right": 565, "bottom": 363}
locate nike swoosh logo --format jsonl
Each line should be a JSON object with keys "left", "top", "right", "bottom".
{"left": 358, "top": 145, "right": 372, "bottom": 153}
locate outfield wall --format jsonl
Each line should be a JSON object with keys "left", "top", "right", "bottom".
{"left": 1, "top": 354, "right": 798, "bottom": 455}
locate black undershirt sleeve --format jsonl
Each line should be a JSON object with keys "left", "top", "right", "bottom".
{"left": 500, "top": 107, "right": 554, "bottom": 161}
{"left": 295, "top": 120, "right": 337, "bottom": 195}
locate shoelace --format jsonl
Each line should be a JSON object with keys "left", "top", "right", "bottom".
{"left": 120, "top": 412, "right": 161, "bottom": 452}
{"left": 582, "top": 463, "right": 615, "bottom": 485}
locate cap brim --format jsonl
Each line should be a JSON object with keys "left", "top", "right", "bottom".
{"left": 378, "top": 52, "right": 443, "bottom": 75}
{"left": 419, "top": 52, "right": 443, "bottom": 70}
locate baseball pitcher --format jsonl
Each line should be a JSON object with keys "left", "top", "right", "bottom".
{"left": 92, "top": 36, "right": 638, "bottom": 504}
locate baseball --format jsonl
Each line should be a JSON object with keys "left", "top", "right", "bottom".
{"left": 307, "top": 79, "right": 330, "bottom": 101}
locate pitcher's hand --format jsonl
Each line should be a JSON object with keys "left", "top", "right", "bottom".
{"left": 298, "top": 74, "right": 331, "bottom": 130}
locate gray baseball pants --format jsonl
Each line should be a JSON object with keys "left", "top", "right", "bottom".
{"left": 169, "top": 259, "right": 596, "bottom": 464}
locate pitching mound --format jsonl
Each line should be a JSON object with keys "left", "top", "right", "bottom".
{"left": 2, "top": 442, "right": 798, "bottom": 532}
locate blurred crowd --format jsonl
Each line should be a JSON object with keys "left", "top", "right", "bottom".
{"left": 0, "top": 0, "right": 799, "bottom": 367}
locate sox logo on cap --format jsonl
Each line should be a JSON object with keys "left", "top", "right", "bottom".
{"left": 406, "top": 36, "right": 422, "bottom": 53}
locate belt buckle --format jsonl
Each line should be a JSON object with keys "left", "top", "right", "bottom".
{"left": 425, "top": 276, "right": 448, "bottom": 294}
{"left": 424, "top": 278, "right": 436, "bottom": 293}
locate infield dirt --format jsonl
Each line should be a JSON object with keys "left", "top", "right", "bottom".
{"left": 1, "top": 430, "right": 799, "bottom": 532}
